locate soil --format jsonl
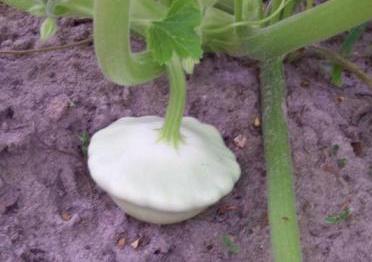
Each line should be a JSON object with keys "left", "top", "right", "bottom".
{"left": 1, "top": 5, "right": 372, "bottom": 262}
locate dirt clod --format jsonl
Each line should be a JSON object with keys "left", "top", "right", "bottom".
{"left": 0, "top": 187, "right": 19, "bottom": 214}
{"left": 116, "top": 237, "right": 126, "bottom": 249}
{"left": 61, "top": 211, "right": 72, "bottom": 221}
{"left": 46, "top": 95, "right": 71, "bottom": 121}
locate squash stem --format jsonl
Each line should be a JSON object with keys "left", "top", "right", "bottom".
{"left": 260, "top": 57, "right": 302, "bottom": 262}
{"left": 234, "top": 0, "right": 244, "bottom": 22}
{"left": 160, "top": 55, "right": 186, "bottom": 147}
{"left": 239, "top": 0, "right": 372, "bottom": 60}
{"left": 268, "top": 0, "right": 283, "bottom": 24}
{"left": 94, "top": 0, "right": 163, "bottom": 86}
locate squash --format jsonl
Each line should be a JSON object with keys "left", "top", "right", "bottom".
{"left": 88, "top": 116, "right": 240, "bottom": 224}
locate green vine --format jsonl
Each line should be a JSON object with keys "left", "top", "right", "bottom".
{"left": 260, "top": 57, "right": 302, "bottom": 262}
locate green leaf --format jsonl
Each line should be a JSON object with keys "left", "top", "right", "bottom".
{"left": 331, "top": 144, "right": 340, "bottom": 156}
{"left": 222, "top": 234, "right": 240, "bottom": 254}
{"left": 331, "top": 23, "right": 367, "bottom": 87}
{"left": 28, "top": 4, "right": 45, "bottom": 16}
{"left": 337, "top": 158, "right": 347, "bottom": 169}
{"left": 325, "top": 208, "right": 351, "bottom": 225}
{"left": 79, "top": 131, "right": 90, "bottom": 158}
{"left": 40, "top": 17, "right": 57, "bottom": 41}
{"left": 148, "top": 0, "right": 203, "bottom": 65}
{"left": 181, "top": 57, "right": 199, "bottom": 74}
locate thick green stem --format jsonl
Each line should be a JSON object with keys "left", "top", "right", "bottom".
{"left": 215, "top": 0, "right": 234, "bottom": 13}
{"left": 241, "top": 0, "right": 372, "bottom": 59}
{"left": 260, "top": 57, "right": 302, "bottom": 262}
{"left": 268, "top": 0, "right": 283, "bottom": 24}
{"left": 234, "top": 0, "right": 262, "bottom": 34}
{"left": 234, "top": 0, "right": 244, "bottom": 22}
{"left": 206, "top": 0, "right": 372, "bottom": 59}
{"left": 93, "top": 0, "right": 164, "bottom": 86}
{"left": 248, "top": 0, "right": 263, "bottom": 21}
{"left": 306, "top": 0, "right": 314, "bottom": 10}
{"left": 235, "top": 0, "right": 263, "bottom": 22}
{"left": 6, "top": 0, "right": 372, "bottom": 64}
{"left": 234, "top": 0, "right": 247, "bottom": 35}
{"left": 282, "top": 0, "right": 301, "bottom": 18}
{"left": 160, "top": 56, "right": 186, "bottom": 147}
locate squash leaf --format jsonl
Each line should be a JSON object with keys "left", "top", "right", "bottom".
{"left": 148, "top": 0, "right": 203, "bottom": 65}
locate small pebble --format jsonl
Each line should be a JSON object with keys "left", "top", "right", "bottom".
{"left": 301, "top": 79, "right": 310, "bottom": 88}
{"left": 336, "top": 96, "right": 345, "bottom": 103}
{"left": 116, "top": 238, "right": 126, "bottom": 249}
{"left": 46, "top": 95, "right": 70, "bottom": 121}
{"left": 253, "top": 117, "right": 261, "bottom": 128}
{"left": 61, "top": 211, "right": 72, "bottom": 221}
{"left": 130, "top": 239, "right": 140, "bottom": 249}
{"left": 233, "top": 134, "right": 247, "bottom": 149}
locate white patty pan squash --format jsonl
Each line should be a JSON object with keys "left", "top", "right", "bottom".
{"left": 88, "top": 116, "right": 241, "bottom": 224}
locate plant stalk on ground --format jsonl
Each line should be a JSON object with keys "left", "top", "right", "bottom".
{"left": 261, "top": 57, "right": 301, "bottom": 261}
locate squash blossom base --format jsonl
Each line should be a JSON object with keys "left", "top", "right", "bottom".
{"left": 88, "top": 116, "right": 241, "bottom": 224}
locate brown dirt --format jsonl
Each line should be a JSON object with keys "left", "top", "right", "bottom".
{"left": 1, "top": 5, "right": 372, "bottom": 262}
